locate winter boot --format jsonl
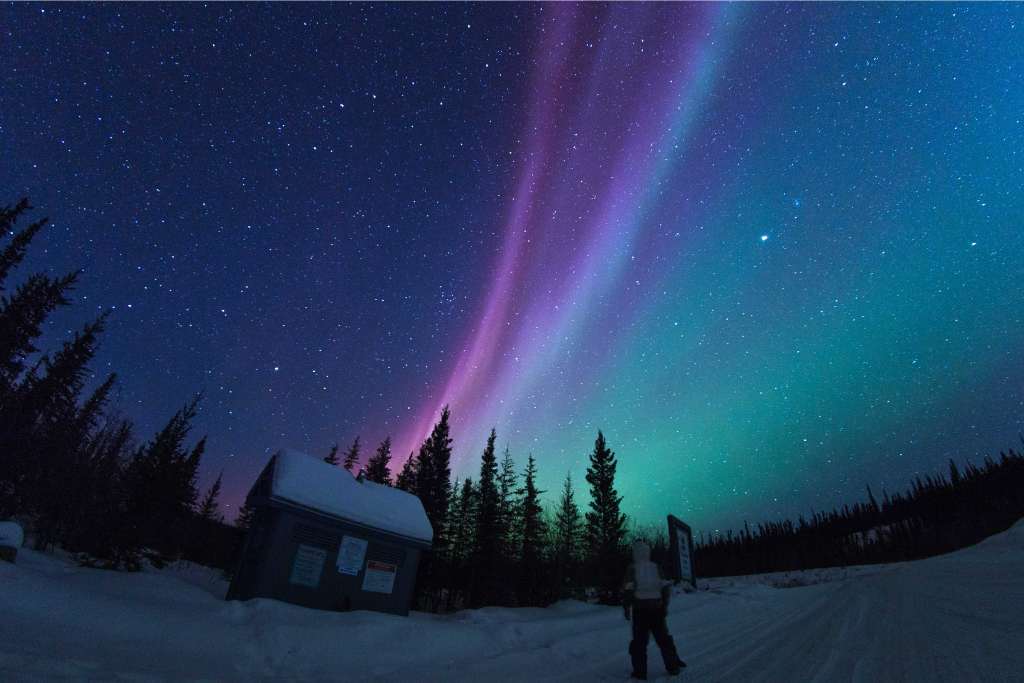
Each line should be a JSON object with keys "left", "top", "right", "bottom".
{"left": 659, "top": 635, "right": 684, "bottom": 675}
{"left": 629, "top": 640, "right": 647, "bottom": 680}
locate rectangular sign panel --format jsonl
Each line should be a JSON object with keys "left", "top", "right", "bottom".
{"left": 336, "top": 535, "right": 368, "bottom": 576}
{"left": 677, "top": 530, "right": 692, "bottom": 580}
{"left": 667, "top": 515, "right": 697, "bottom": 590}
{"left": 361, "top": 559, "right": 397, "bottom": 594}
{"left": 289, "top": 544, "right": 327, "bottom": 588}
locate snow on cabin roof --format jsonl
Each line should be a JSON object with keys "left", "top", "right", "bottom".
{"left": 0, "top": 521, "right": 23, "bottom": 548}
{"left": 269, "top": 449, "right": 433, "bottom": 544}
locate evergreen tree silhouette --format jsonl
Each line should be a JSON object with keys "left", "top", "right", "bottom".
{"left": 411, "top": 407, "right": 453, "bottom": 605}
{"left": 553, "top": 471, "right": 582, "bottom": 597}
{"left": 342, "top": 436, "right": 361, "bottom": 472}
{"left": 124, "top": 395, "right": 207, "bottom": 563}
{"left": 584, "top": 430, "right": 627, "bottom": 602}
{"left": 33, "top": 369, "right": 116, "bottom": 550}
{"left": 395, "top": 452, "right": 417, "bottom": 491}
{"left": 446, "top": 477, "right": 462, "bottom": 559}
{"left": 192, "top": 471, "right": 224, "bottom": 566}
{"left": 5, "top": 315, "right": 108, "bottom": 525}
{"left": 0, "top": 199, "right": 77, "bottom": 395}
{"left": 199, "top": 473, "right": 224, "bottom": 521}
{"left": 497, "top": 445, "right": 520, "bottom": 564}
{"left": 365, "top": 436, "right": 393, "bottom": 485}
{"left": 236, "top": 499, "right": 256, "bottom": 531}
{"left": 450, "top": 477, "right": 477, "bottom": 567}
{"left": 471, "top": 428, "right": 501, "bottom": 605}
{"left": 183, "top": 437, "right": 205, "bottom": 512}
{"left": 518, "top": 454, "right": 547, "bottom": 603}
{"left": 415, "top": 406, "right": 453, "bottom": 549}
{"left": 0, "top": 198, "right": 42, "bottom": 285}
{"left": 324, "top": 443, "right": 340, "bottom": 466}
{"left": 73, "top": 416, "right": 136, "bottom": 566}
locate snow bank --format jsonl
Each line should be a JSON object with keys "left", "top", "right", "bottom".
{"left": 271, "top": 449, "right": 433, "bottom": 543}
{"left": 0, "top": 521, "right": 23, "bottom": 548}
{"left": 1, "top": 518, "right": 1022, "bottom": 681}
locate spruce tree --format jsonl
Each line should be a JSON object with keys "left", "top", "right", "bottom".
{"left": 475, "top": 429, "right": 500, "bottom": 545}
{"left": 412, "top": 441, "right": 429, "bottom": 496}
{"left": 4, "top": 315, "right": 107, "bottom": 523}
{"left": 497, "top": 445, "right": 520, "bottom": 563}
{"left": 439, "top": 476, "right": 477, "bottom": 608}
{"left": 72, "top": 417, "right": 136, "bottom": 566}
{"left": 0, "top": 198, "right": 41, "bottom": 286}
{"left": 553, "top": 471, "right": 583, "bottom": 596}
{"left": 191, "top": 470, "right": 224, "bottom": 566}
{"left": 411, "top": 407, "right": 453, "bottom": 604}
{"left": 446, "top": 478, "right": 461, "bottom": 549}
{"left": 71, "top": 373, "right": 117, "bottom": 442}
{"left": 32, "top": 367, "right": 116, "bottom": 550}
{"left": 471, "top": 428, "right": 501, "bottom": 605}
{"left": 584, "top": 430, "right": 627, "bottom": 601}
{"left": 183, "top": 437, "right": 206, "bottom": 512}
{"left": 124, "top": 395, "right": 207, "bottom": 561}
{"left": 416, "top": 406, "right": 453, "bottom": 547}
{"left": 365, "top": 436, "right": 393, "bottom": 485}
{"left": 518, "top": 455, "right": 547, "bottom": 603}
{"left": 457, "top": 477, "right": 477, "bottom": 562}
{"left": 0, "top": 273, "right": 78, "bottom": 394}
{"left": 342, "top": 436, "right": 361, "bottom": 472}
{"left": 0, "top": 199, "right": 77, "bottom": 395}
{"left": 324, "top": 443, "right": 340, "bottom": 466}
{"left": 236, "top": 499, "right": 256, "bottom": 531}
{"left": 199, "top": 472, "right": 223, "bottom": 521}
{"left": 395, "top": 452, "right": 416, "bottom": 491}
{"left": 453, "top": 477, "right": 477, "bottom": 594}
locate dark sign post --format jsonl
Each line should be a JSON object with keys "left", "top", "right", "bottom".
{"left": 667, "top": 515, "right": 696, "bottom": 590}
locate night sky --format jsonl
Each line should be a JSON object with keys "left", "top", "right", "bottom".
{"left": 3, "top": 3, "right": 1023, "bottom": 533}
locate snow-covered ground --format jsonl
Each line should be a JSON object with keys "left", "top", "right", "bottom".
{"left": 2, "top": 521, "right": 1022, "bottom": 682}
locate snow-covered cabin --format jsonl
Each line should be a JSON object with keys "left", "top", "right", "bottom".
{"left": 227, "top": 449, "right": 432, "bottom": 616}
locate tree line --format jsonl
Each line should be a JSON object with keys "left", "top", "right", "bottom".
{"left": 0, "top": 198, "right": 231, "bottom": 569}
{"left": 316, "top": 411, "right": 632, "bottom": 609}
{"left": 324, "top": 411, "right": 1024, "bottom": 610}
{"left": 693, "top": 448, "right": 1024, "bottom": 577}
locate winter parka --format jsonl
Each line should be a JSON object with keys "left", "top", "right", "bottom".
{"left": 622, "top": 541, "right": 672, "bottom": 613}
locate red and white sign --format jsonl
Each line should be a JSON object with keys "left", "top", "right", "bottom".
{"left": 361, "top": 560, "right": 397, "bottom": 594}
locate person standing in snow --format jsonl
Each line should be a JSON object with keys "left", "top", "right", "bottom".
{"left": 622, "top": 541, "right": 684, "bottom": 680}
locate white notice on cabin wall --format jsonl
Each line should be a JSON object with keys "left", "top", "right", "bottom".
{"left": 337, "top": 536, "right": 368, "bottom": 576}
{"left": 361, "top": 559, "right": 397, "bottom": 594}
{"left": 289, "top": 544, "right": 327, "bottom": 588}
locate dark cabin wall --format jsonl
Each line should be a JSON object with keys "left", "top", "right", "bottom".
{"left": 227, "top": 505, "right": 281, "bottom": 600}
{"left": 229, "top": 501, "right": 424, "bottom": 616}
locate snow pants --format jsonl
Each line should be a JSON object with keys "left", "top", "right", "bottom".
{"left": 629, "top": 601, "right": 681, "bottom": 677}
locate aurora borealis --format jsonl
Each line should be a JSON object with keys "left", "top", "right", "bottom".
{"left": 3, "top": 3, "right": 1023, "bottom": 532}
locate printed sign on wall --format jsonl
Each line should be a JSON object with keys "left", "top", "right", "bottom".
{"left": 289, "top": 544, "right": 327, "bottom": 588}
{"left": 336, "top": 536, "right": 368, "bottom": 576}
{"left": 361, "top": 559, "right": 397, "bottom": 594}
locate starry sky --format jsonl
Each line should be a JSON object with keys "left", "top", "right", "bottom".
{"left": 3, "top": 3, "right": 1023, "bottom": 533}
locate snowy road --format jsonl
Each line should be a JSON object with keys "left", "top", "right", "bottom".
{"left": 2, "top": 521, "right": 1022, "bottom": 682}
